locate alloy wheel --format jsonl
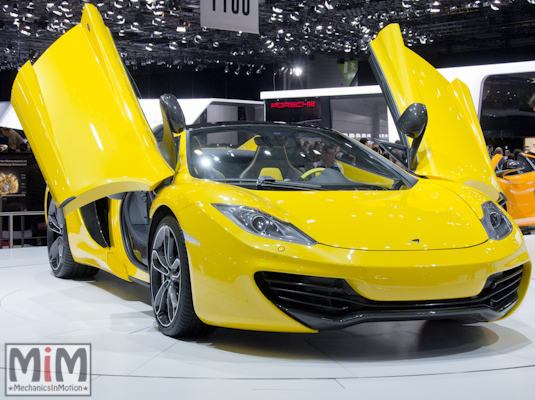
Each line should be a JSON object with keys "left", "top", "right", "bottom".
{"left": 47, "top": 202, "right": 64, "bottom": 271}
{"left": 151, "top": 224, "right": 182, "bottom": 328}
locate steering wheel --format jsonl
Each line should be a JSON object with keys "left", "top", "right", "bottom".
{"left": 300, "top": 168, "right": 325, "bottom": 180}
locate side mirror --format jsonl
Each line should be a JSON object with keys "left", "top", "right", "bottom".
{"left": 158, "top": 94, "right": 185, "bottom": 170}
{"left": 397, "top": 103, "right": 428, "bottom": 139}
{"left": 496, "top": 159, "right": 524, "bottom": 178}
{"left": 396, "top": 103, "right": 428, "bottom": 171}
{"left": 160, "top": 94, "right": 186, "bottom": 134}
{"left": 505, "top": 159, "right": 521, "bottom": 170}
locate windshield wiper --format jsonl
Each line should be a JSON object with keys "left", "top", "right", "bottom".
{"left": 255, "top": 176, "right": 325, "bottom": 191}
{"left": 211, "top": 176, "right": 324, "bottom": 191}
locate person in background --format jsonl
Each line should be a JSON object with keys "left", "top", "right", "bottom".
{"left": 314, "top": 144, "right": 342, "bottom": 172}
{"left": 487, "top": 144, "right": 494, "bottom": 157}
{"left": 17, "top": 142, "right": 28, "bottom": 152}
{"left": 310, "top": 141, "right": 323, "bottom": 162}
{"left": 1, "top": 127, "right": 24, "bottom": 151}
{"left": 360, "top": 137, "right": 373, "bottom": 148}
{"left": 494, "top": 147, "right": 503, "bottom": 157}
{"left": 302, "top": 140, "right": 311, "bottom": 155}
{"left": 372, "top": 144, "right": 382, "bottom": 154}
{"left": 505, "top": 149, "right": 511, "bottom": 159}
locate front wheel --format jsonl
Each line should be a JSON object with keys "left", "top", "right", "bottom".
{"left": 47, "top": 200, "right": 99, "bottom": 279}
{"left": 150, "top": 216, "right": 215, "bottom": 338}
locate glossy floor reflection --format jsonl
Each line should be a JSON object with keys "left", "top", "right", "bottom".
{"left": 0, "top": 240, "right": 534, "bottom": 399}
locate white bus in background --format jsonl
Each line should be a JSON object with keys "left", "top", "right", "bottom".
{"left": 261, "top": 60, "right": 535, "bottom": 152}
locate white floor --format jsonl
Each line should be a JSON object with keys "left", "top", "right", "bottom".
{"left": 1, "top": 242, "right": 535, "bottom": 399}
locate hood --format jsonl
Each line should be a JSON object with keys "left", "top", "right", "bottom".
{"left": 258, "top": 181, "right": 489, "bottom": 251}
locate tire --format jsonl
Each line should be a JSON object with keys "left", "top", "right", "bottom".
{"left": 47, "top": 200, "right": 99, "bottom": 279}
{"left": 150, "top": 216, "right": 216, "bottom": 338}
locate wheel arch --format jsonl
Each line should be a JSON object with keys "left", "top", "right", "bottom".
{"left": 149, "top": 204, "right": 175, "bottom": 248}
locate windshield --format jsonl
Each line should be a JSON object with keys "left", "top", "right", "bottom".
{"left": 187, "top": 123, "right": 413, "bottom": 191}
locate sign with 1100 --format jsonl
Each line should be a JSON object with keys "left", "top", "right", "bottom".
{"left": 200, "top": 0, "right": 259, "bottom": 34}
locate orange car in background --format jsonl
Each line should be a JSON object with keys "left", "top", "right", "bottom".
{"left": 492, "top": 153, "right": 535, "bottom": 231}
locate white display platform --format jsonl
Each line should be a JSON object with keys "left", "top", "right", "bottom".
{"left": 0, "top": 241, "right": 534, "bottom": 399}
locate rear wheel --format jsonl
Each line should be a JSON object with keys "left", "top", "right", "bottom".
{"left": 150, "top": 216, "right": 215, "bottom": 338}
{"left": 47, "top": 200, "right": 99, "bottom": 279}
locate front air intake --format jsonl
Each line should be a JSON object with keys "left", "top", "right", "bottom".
{"left": 255, "top": 265, "right": 523, "bottom": 329}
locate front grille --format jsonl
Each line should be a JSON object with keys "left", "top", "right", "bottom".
{"left": 255, "top": 265, "right": 523, "bottom": 329}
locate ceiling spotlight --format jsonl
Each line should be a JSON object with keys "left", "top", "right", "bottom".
{"left": 290, "top": 12, "right": 300, "bottom": 21}
{"left": 176, "top": 26, "right": 186, "bottom": 33}
{"left": 272, "top": 7, "right": 283, "bottom": 13}
{"left": 266, "top": 40, "right": 274, "bottom": 49}
{"left": 169, "top": 41, "right": 178, "bottom": 50}
{"left": 194, "top": 35, "right": 202, "bottom": 44}
{"left": 145, "top": 44, "right": 153, "bottom": 51}
{"left": 256, "top": 65, "right": 264, "bottom": 74}
{"left": 224, "top": 64, "right": 230, "bottom": 73}
{"left": 315, "top": 5, "right": 326, "bottom": 14}
{"left": 234, "top": 65, "right": 241, "bottom": 75}
{"left": 292, "top": 67, "right": 303, "bottom": 76}
{"left": 212, "top": 41, "right": 220, "bottom": 48}
{"left": 490, "top": 1, "right": 502, "bottom": 10}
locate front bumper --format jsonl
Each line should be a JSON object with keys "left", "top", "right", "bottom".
{"left": 178, "top": 203, "right": 532, "bottom": 332}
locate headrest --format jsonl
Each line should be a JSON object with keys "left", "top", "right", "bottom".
{"left": 254, "top": 136, "right": 288, "bottom": 147}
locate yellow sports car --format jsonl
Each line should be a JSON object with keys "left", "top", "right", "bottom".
{"left": 10, "top": 5, "right": 531, "bottom": 338}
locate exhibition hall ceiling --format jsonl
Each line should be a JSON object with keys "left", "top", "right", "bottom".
{"left": 1, "top": 0, "right": 535, "bottom": 73}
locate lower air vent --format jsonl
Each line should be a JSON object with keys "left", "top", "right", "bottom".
{"left": 80, "top": 198, "right": 110, "bottom": 248}
{"left": 255, "top": 265, "right": 523, "bottom": 330}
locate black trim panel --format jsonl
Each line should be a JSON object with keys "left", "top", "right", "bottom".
{"left": 255, "top": 265, "right": 523, "bottom": 330}
{"left": 129, "top": 276, "right": 150, "bottom": 287}
{"left": 59, "top": 196, "right": 76, "bottom": 209}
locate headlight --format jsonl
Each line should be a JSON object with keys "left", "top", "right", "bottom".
{"left": 480, "top": 201, "right": 513, "bottom": 240}
{"left": 212, "top": 204, "right": 317, "bottom": 246}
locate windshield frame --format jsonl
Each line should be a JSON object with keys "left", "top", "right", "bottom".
{"left": 185, "top": 122, "right": 418, "bottom": 191}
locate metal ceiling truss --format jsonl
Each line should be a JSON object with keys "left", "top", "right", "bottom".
{"left": 1, "top": 0, "right": 535, "bottom": 73}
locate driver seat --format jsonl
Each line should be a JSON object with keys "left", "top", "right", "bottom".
{"left": 240, "top": 137, "right": 302, "bottom": 180}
